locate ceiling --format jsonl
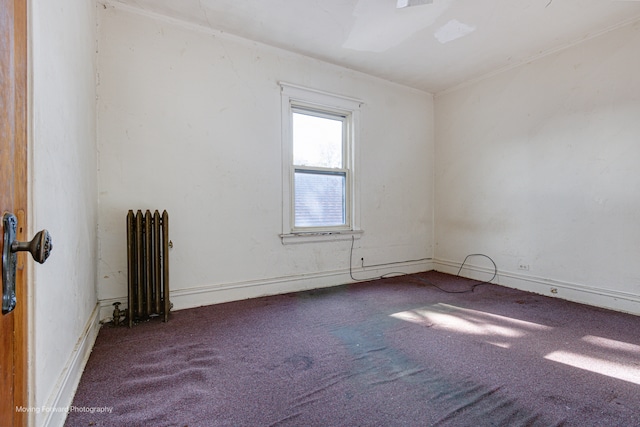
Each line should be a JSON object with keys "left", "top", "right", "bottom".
{"left": 111, "top": 0, "right": 640, "bottom": 93}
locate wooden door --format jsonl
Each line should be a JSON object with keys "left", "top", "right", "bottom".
{"left": 1, "top": 0, "right": 28, "bottom": 425}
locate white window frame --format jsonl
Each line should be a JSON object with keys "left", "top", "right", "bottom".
{"left": 280, "top": 82, "right": 363, "bottom": 244}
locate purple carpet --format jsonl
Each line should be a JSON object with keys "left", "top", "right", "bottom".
{"left": 66, "top": 271, "right": 640, "bottom": 426}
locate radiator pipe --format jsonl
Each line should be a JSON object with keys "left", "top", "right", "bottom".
{"left": 112, "top": 302, "right": 126, "bottom": 326}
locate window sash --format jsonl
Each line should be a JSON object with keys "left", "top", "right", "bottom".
{"left": 292, "top": 108, "right": 347, "bottom": 169}
{"left": 290, "top": 107, "right": 351, "bottom": 231}
{"left": 293, "top": 168, "right": 349, "bottom": 231}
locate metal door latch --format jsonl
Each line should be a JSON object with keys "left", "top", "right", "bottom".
{"left": 2, "top": 213, "right": 52, "bottom": 314}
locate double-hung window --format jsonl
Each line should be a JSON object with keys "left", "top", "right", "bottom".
{"left": 280, "top": 83, "right": 362, "bottom": 243}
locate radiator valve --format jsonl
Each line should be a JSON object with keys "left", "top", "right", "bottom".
{"left": 112, "top": 302, "right": 125, "bottom": 326}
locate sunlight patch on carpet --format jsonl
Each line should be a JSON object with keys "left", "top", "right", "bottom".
{"left": 544, "top": 350, "right": 640, "bottom": 385}
{"left": 390, "top": 303, "right": 552, "bottom": 343}
{"left": 581, "top": 335, "right": 640, "bottom": 354}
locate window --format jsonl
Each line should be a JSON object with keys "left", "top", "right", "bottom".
{"left": 293, "top": 109, "right": 347, "bottom": 228}
{"left": 280, "top": 83, "right": 362, "bottom": 243}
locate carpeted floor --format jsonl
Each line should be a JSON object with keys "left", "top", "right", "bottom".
{"left": 66, "top": 271, "right": 640, "bottom": 426}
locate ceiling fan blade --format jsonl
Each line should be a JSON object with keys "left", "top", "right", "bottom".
{"left": 396, "top": 0, "right": 434, "bottom": 8}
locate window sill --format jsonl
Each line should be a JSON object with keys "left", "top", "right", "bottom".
{"left": 280, "top": 229, "right": 363, "bottom": 245}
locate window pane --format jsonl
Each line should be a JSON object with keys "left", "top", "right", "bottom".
{"left": 294, "top": 171, "right": 346, "bottom": 227}
{"left": 293, "top": 112, "right": 343, "bottom": 168}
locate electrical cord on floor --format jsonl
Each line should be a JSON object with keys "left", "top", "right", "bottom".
{"left": 414, "top": 253, "right": 497, "bottom": 293}
{"left": 348, "top": 235, "right": 431, "bottom": 282}
{"left": 349, "top": 236, "right": 498, "bottom": 293}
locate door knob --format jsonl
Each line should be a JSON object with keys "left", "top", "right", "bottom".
{"left": 2, "top": 213, "right": 53, "bottom": 314}
{"left": 11, "top": 229, "right": 52, "bottom": 264}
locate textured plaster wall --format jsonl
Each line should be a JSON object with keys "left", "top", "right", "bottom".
{"left": 435, "top": 20, "right": 640, "bottom": 313}
{"left": 96, "top": 5, "right": 434, "bottom": 315}
{"left": 30, "top": 0, "right": 98, "bottom": 424}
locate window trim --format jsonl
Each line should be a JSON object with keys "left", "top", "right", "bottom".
{"left": 280, "top": 82, "right": 363, "bottom": 244}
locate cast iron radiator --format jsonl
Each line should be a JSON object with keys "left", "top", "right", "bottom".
{"left": 126, "top": 210, "right": 170, "bottom": 327}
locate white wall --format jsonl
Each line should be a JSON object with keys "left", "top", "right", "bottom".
{"left": 96, "top": 5, "right": 434, "bottom": 318}
{"left": 435, "top": 21, "right": 640, "bottom": 314}
{"left": 30, "top": 0, "right": 98, "bottom": 425}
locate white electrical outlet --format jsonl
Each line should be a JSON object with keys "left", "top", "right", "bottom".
{"left": 518, "top": 263, "right": 530, "bottom": 271}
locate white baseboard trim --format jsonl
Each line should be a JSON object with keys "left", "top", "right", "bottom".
{"left": 98, "top": 260, "right": 433, "bottom": 321}
{"left": 433, "top": 258, "right": 640, "bottom": 316}
{"left": 42, "top": 303, "right": 101, "bottom": 427}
